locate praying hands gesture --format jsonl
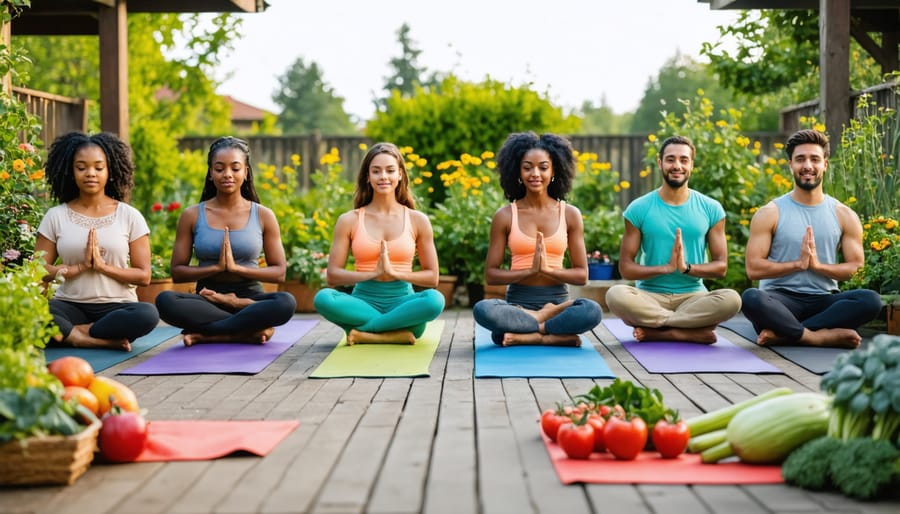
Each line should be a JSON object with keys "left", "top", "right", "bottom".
{"left": 667, "top": 228, "right": 688, "bottom": 274}
{"left": 529, "top": 232, "right": 554, "bottom": 276}
{"left": 797, "top": 226, "right": 819, "bottom": 272}
{"left": 373, "top": 240, "right": 397, "bottom": 281}
{"left": 216, "top": 227, "right": 239, "bottom": 272}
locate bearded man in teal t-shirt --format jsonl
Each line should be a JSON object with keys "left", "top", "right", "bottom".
{"left": 606, "top": 135, "right": 741, "bottom": 343}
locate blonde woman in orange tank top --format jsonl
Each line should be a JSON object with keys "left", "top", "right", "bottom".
{"left": 473, "top": 132, "right": 602, "bottom": 346}
{"left": 313, "top": 143, "right": 444, "bottom": 345}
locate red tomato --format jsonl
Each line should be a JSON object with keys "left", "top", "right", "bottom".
{"left": 557, "top": 422, "right": 595, "bottom": 460}
{"left": 603, "top": 416, "right": 648, "bottom": 460}
{"left": 540, "top": 409, "right": 569, "bottom": 442}
{"left": 652, "top": 419, "right": 691, "bottom": 459}
{"left": 48, "top": 356, "right": 94, "bottom": 388}
{"left": 99, "top": 411, "right": 149, "bottom": 462}
{"left": 597, "top": 404, "right": 626, "bottom": 419}
{"left": 586, "top": 414, "right": 606, "bottom": 452}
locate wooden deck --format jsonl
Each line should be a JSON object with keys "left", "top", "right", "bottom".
{"left": 2, "top": 309, "right": 898, "bottom": 514}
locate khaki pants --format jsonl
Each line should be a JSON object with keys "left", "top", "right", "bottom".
{"left": 606, "top": 285, "right": 741, "bottom": 328}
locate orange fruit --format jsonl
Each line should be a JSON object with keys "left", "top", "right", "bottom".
{"left": 88, "top": 376, "right": 139, "bottom": 415}
{"left": 48, "top": 356, "right": 95, "bottom": 388}
{"left": 63, "top": 385, "right": 100, "bottom": 416}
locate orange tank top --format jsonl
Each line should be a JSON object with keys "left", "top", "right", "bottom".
{"left": 350, "top": 206, "right": 416, "bottom": 272}
{"left": 509, "top": 200, "right": 568, "bottom": 270}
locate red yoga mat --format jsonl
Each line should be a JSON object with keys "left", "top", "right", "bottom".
{"left": 133, "top": 420, "right": 300, "bottom": 462}
{"left": 542, "top": 433, "right": 783, "bottom": 484}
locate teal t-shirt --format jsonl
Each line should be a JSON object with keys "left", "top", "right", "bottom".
{"left": 624, "top": 189, "right": 726, "bottom": 294}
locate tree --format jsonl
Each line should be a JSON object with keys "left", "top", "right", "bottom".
{"left": 377, "top": 22, "right": 440, "bottom": 109}
{"left": 271, "top": 57, "right": 358, "bottom": 135}
{"left": 575, "top": 96, "right": 632, "bottom": 134}
{"left": 702, "top": 10, "right": 885, "bottom": 102}
{"left": 630, "top": 53, "right": 779, "bottom": 133}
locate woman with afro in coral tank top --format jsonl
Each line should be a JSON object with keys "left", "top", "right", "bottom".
{"left": 473, "top": 132, "right": 602, "bottom": 346}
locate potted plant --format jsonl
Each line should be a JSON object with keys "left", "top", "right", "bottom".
{"left": 282, "top": 247, "right": 329, "bottom": 312}
{"left": 137, "top": 200, "right": 195, "bottom": 302}
{"left": 0, "top": 258, "right": 99, "bottom": 486}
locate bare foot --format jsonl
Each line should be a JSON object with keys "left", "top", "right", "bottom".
{"left": 522, "top": 301, "right": 574, "bottom": 325}
{"left": 183, "top": 327, "right": 274, "bottom": 346}
{"left": 347, "top": 329, "right": 417, "bottom": 345}
{"left": 501, "top": 332, "right": 581, "bottom": 347}
{"left": 66, "top": 324, "right": 131, "bottom": 351}
{"left": 633, "top": 326, "right": 717, "bottom": 344}
{"left": 198, "top": 288, "right": 254, "bottom": 310}
{"left": 756, "top": 329, "right": 788, "bottom": 346}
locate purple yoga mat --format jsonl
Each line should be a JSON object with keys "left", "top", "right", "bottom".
{"left": 119, "top": 319, "right": 318, "bottom": 375}
{"left": 600, "top": 318, "right": 781, "bottom": 374}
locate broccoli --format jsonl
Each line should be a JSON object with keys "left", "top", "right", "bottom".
{"left": 781, "top": 436, "right": 844, "bottom": 490}
{"left": 828, "top": 438, "right": 900, "bottom": 500}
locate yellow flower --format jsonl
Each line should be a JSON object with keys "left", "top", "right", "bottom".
{"left": 697, "top": 88, "right": 705, "bottom": 96}
{"left": 278, "top": 183, "right": 287, "bottom": 190}
{"left": 413, "top": 177, "right": 423, "bottom": 185}
{"left": 714, "top": 136, "right": 722, "bottom": 144}
{"left": 774, "top": 143, "right": 784, "bottom": 149}
{"left": 12, "top": 159, "right": 25, "bottom": 172}
{"left": 29, "top": 169, "right": 45, "bottom": 180}
{"left": 619, "top": 180, "right": 630, "bottom": 189}
{"left": 749, "top": 207, "right": 758, "bottom": 214}
{"left": 291, "top": 154, "right": 301, "bottom": 166}
{"left": 813, "top": 123, "right": 826, "bottom": 133}
{"left": 847, "top": 196, "right": 857, "bottom": 204}
{"left": 481, "top": 175, "right": 490, "bottom": 183}
{"left": 358, "top": 143, "right": 368, "bottom": 151}
{"left": 427, "top": 187, "right": 434, "bottom": 193}
{"left": 486, "top": 161, "right": 496, "bottom": 169}
{"left": 740, "top": 219, "right": 749, "bottom": 226}
{"left": 864, "top": 223, "right": 872, "bottom": 230}
{"left": 0, "top": 171, "right": 9, "bottom": 180}
{"left": 647, "top": 134, "right": 657, "bottom": 142}
{"left": 416, "top": 158, "right": 427, "bottom": 167}
{"left": 470, "top": 156, "right": 482, "bottom": 166}
{"left": 716, "top": 120, "right": 728, "bottom": 128}
{"left": 422, "top": 171, "right": 432, "bottom": 178}
{"left": 613, "top": 185, "right": 621, "bottom": 192}
{"left": 261, "top": 183, "right": 272, "bottom": 190}
{"left": 481, "top": 151, "right": 495, "bottom": 159}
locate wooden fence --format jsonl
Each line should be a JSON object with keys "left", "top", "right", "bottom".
{"left": 178, "top": 132, "right": 786, "bottom": 205}
{"left": 13, "top": 86, "right": 88, "bottom": 146}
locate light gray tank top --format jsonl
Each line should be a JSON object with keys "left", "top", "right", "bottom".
{"left": 760, "top": 193, "right": 841, "bottom": 294}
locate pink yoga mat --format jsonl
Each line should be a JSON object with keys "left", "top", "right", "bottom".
{"left": 119, "top": 319, "right": 317, "bottom": 375}
{"left": 132, "top": 420, "right": 299, "bottom": 462}
{"left": 543, "top": 433, "right": 783, "bottom": 484}
{"left": 600, "top": 318, "right": 781, "bottom": 373}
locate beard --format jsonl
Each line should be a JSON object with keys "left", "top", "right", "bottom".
{"left": 794, "top": 174, "right": 822, "bottom": 191}
{"left": 664, "top": 174, "right": 687, "bottom": 188}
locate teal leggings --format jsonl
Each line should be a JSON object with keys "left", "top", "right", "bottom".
{"left": 313, "top": 280, "right": 444, "bottom": 338}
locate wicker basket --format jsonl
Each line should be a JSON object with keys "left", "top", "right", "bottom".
{"left": 0, "top": 420, "right": 100, "bottom": 486}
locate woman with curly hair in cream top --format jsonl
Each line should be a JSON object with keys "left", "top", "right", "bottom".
{"left": 473, "top": 132, "right": 602, "bottom": 346}
{"left": 313, "top": 142, "right": 444, "bottom": 345}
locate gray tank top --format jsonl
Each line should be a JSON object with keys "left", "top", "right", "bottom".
{"left": 193, "top": 201, "right": 263, "bottom": 268}
{"left": 760, "top": 193, "right": 841, "bottom": 294}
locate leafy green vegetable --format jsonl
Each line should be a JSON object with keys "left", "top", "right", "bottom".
{"left": 781, "top": 436, "right": 844, "bottom": 490}
{"left": 0, "top": 387, "right": 84, "bottom": 443}
{"left": 829, "top": 438, "right": 900, "bottom": 500}
{"left": 574, "top": 378, "right": 675, "bottom": 428}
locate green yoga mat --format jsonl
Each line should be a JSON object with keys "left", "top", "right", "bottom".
{"left": 310, "top": 320, "right": 444, "bottom": 378}
{"left": 44, "top": 325, "right": 182, "bottom": 372}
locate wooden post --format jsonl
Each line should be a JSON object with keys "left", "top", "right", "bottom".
{"left": 98, "top": 0, "right": 128, "bottom": 141}
{"left": 1, "top": 17, "right": 10, "bottom": 95}
{"left": 820, "top": 0, "right": 851, "bottom": 144}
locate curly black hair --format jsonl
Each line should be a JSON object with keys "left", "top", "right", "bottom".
{"left": 44, "top": 132, "right": 135, "bottom": 203}
{"left": 495, "top": 132, "right": 576, "bottom": 202}
{"left": 200, "top": 136, "right": 260, "bottom": 203}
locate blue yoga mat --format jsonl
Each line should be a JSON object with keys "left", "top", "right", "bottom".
{"left": 718, "top": 315, "right": 867, "bottom": 375}
{"left": 474, "top": 324, "right": 615, "bottom": 378}
{"left": 44, "top": 325, "right": 182, "bottom": 372}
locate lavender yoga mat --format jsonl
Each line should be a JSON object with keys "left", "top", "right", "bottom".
{"left": 600, "top": 318, "right": 781, "bottom": 374}
{"left": 119, "top": 319, "right": 318, "bottom": 375}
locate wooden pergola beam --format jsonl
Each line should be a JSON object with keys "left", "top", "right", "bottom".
{"left": 98, "top": 0, "right": 128, "bottom": 140}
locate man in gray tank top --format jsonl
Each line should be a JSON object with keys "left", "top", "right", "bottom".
{"left": 741, "top": 129, "right": 882, "bottom": 348}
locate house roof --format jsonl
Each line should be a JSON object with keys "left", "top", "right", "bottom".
{"left": 224, "top": 95, "right": 272, "bottom": 122}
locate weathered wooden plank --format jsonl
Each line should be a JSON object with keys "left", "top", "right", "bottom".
{"left": 39, "top": 462, "right": 163, "bottom": 514}
{"left": 584, "top": 484, "right": 652, "bottom": 514}
{"left": 112, "top": 460, "right": 210, "bottom": 514}
{"left": 167, "top": 459, "right": 258, "bottom": 514}
{"left": 693, "top": 485, "right": 767, "bottom": 514}
{"left": 422, "top": 377, "right": 477, "bottom": 514}
{"left": 636, "top": 484, "right": 706, "bottom": 512}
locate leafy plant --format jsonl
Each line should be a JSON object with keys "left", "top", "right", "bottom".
{"left": 285, "top": 247, "right": 328, "bottom": 288}
{"left": 844, "top": 212, "right": 900, "bottom": 295}
{"left": 145, "top": 200, "right": 183, "bottom": 279}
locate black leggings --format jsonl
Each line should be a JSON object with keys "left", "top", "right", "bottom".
{"left": 49, "top": 300, "right": 160, "bottom": 342}
{"left": 155, "top": 290, "right": 296, "bottom": 335}
{"left": 741, "top": 288, "right": 883, "bottom": 340}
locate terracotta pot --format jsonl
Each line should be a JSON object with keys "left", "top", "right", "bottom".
{"left": 279, "top": 280, "right": 320, "bottom": 313}
{"left": 888, "top": 301, "right": 900, "bottom": 336}
{"left": 136, "top": 278, "right": 195, "bottom": 303}
{"left": 436, "top": 275, "right": 458, "bottom": 309}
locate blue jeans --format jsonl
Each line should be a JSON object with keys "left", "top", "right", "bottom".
{"left": 741, "top": 288, "right": 882, "bottom": 340}
{"left": 472, "top": 284, "right": 602, "bottom": 345}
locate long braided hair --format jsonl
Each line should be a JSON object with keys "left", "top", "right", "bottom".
{"left": 44, "top": 132, "right": 135, "bottom": 203}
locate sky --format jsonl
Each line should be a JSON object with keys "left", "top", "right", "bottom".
{"left": 215, "top": 1, "right": 741, "bottom": 122}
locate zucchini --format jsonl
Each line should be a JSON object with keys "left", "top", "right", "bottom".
{"left": 685, "top": 386, "right": 793, "bottom": 437}
{"left": 703, "top": 392, "right": 831, "bottom": 464}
